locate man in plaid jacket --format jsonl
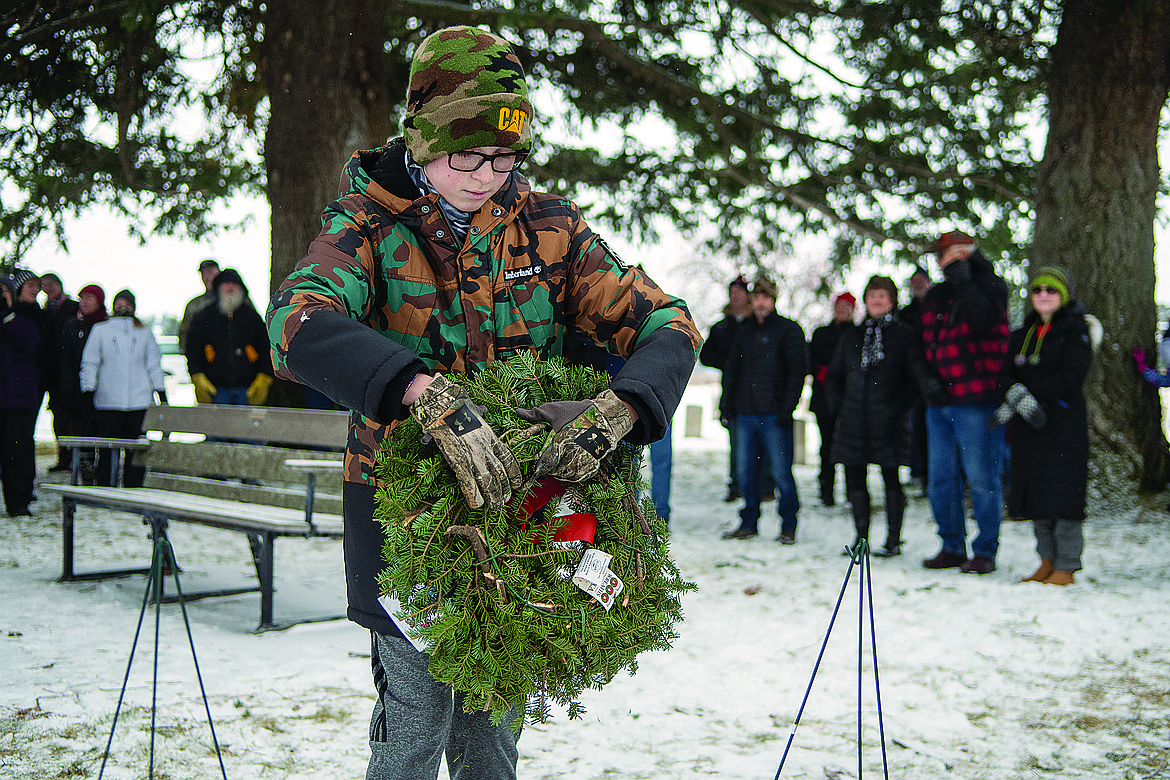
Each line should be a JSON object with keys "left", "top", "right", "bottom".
{"left": 917, "top": 230, "right": 1010, "bottom": 576}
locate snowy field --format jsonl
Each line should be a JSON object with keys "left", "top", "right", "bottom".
{"left": 4, "top": 435, "right": 1170, "bottom": 779}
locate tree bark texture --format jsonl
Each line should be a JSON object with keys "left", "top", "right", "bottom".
{"left": 1032, "top": 0, "right": 1170, "bottom": 494}
{"left": 260, "top": 0, "right": 393, "bottom": 297}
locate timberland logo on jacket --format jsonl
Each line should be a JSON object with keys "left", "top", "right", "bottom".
{"left": 504, "top": 265, "right": 543, "bottom": 281}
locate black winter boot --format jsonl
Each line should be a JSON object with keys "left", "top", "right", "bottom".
{"left": 848, "top": 488, "right": 871, "bottom": 543}
{"left": 883, "top": 488, "right": 906, "bottom": 553}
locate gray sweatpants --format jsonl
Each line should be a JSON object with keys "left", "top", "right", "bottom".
{"left": 366, "top": 631, "right": 522, "bottom": 780}
{"left": 1033, "top": 518, "right": 1084, "bottom": 572}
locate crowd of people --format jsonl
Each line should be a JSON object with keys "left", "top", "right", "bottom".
{"left": 700, "top": 230, "right": 1103, "bottom": 589}
{"left": 0, "top": 258, "right": 277, "bottom": 513}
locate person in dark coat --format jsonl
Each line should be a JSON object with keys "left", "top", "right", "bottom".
{"left": 826, "top": 276, "right": 930, "bottom": 556}
{"left": 994, "top": 265, "right": 1093, "bottom": 586}
{"left": 10, "top": 269, "right": 50, "bottom": 411}
{"left": 0, "top": 275, "right": 42, "bottom": 516}
{"left": 39, "top": 272, "right": 81, "bottom": 471}
{"left": 719, "top": 276, "right": 808, "bottom": 542}
{"left": 898, "top": 265, "right": 932, "bottom": 491}
{"left": 185, "top": 268, "right": 273, "bottom": 406}
{"left": 808, "top": 290, "right": 855, "bottom": 506}
{"left": 700, "top": 275, "right": 773, "bottom": 501}
{"left": 59, "top": 285, "right": 108, "bottom": 483}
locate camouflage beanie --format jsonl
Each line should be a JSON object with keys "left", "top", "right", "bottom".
{"left": 403, "top": 26, "right": 534, "bottom": 165}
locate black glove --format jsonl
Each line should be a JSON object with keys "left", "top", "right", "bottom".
{"left": 80, "top": 391, "right": 96, "bottom": 415}
{"left": 156, "top": 389, "right": 169, "bottom": 406}
{"left": 921, "top": 378, "right": 950, "bottom": 407}
{"left": 518, "top": 390, "right": 634, "bottom": 484}
{"left": 409, "top": 375, "right": 523, "bottom": 509}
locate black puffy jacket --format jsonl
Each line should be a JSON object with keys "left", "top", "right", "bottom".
{"left": 826, "top": 317, "right": 930, "bottom": 467}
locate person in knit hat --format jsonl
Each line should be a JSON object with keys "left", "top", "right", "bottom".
{"left": 266, "top": 26, "right": 700, "bottom": 778}
{"left": 825, "top": 275, "right": 933, "bottom": 557}
{"left": 809, "top": 289, "right": 857, "bottom": 507}
{"left": 80, "top": 287, "right": 166, "bottom": 486}
{"left": 994, "top": 264, "right": 1094, "bottom": 586}
{"left": 59, "top": 284, "right": 109, "bottom": 480}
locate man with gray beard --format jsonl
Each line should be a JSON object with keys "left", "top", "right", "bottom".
{"left": 184, "top": 268, "right": 273, "bottom": 406}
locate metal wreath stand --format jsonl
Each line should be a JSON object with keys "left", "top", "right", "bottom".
{"left": 98, "top": 533, "right": 228, "bottom": 780}
{"left": 774, "top": 539, "right": 890, "bottom": 779}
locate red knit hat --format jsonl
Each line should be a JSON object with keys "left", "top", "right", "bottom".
{"left": 78, "top": 284, "right": 105, "bottom": 305}
{"left": 834, "top": 291, "right": 856, "bottom": 308}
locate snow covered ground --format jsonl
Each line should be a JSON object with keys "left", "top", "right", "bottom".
{"left": 4, "top": 431, "right": 1170, "bottom": 778}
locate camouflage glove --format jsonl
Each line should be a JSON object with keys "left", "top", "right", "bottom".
{"left": 409, "top": 375, "right": 522, "bottom": 509}
{"left": 1005, "top": 382, "right": 1047, "bottom": 428}
{"left": 518, "top": 390, "right": 634, "bottom": 484}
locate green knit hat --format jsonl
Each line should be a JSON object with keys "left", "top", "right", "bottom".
{"left": 1030, "top": 265, "right": 1075, "bottom": 307}
{"left": 403, "top": 26, "right": 534, "bottom": 165}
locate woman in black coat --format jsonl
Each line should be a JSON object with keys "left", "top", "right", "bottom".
{"left": 825, "top": 275, "right": 930, "bottom": 556}
{"left": 997, "top": 265, "right": 1093, "bottom": 586}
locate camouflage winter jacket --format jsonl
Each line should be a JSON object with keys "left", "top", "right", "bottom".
{"left": 267, "top": 139, "right": 701, "bottom": 485}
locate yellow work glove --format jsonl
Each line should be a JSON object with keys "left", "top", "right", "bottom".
{"left": 191, "top": 373, "right": 216, "bottom": 404}
{"left": 247, "top": 373, "right": 274, "bottom": 406}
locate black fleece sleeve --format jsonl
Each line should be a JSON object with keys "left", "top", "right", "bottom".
{"left": 779, "top": 320, "right": 809, "bottom": 420}
{"left": 280, "top": 308, "right": 427, "bottom": 424}
{"left": 609, "top": 327, "right": 697, "bottom": 445}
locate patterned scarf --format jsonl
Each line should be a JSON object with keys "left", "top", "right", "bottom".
{"left": 861, "top": 313, "right": 896, "bottom": 371}
{"left": 405, "top": 148, "right": 472, "bottom": 244}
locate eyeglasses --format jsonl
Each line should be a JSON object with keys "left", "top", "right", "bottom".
{"left": 447, "top": 150, "right": 528, "bottom": 173}
{"left": 1030, "top": 285, "right": 1061, "bottom": 296}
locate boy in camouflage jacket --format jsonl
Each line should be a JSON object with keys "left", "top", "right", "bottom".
{"left": 266, "top": 26, "right": 700, "bottom": 780}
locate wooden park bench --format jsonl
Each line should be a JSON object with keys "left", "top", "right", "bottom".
{"left": 43, "top": 404, "right": 350, "bottom": 631}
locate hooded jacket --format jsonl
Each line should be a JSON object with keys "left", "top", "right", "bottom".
{"left": 268, "top": 139, "right": 701, "bottom": 486}
{"left": 266, "top": 139, "right": 701, "bottom": 635}
{"left": 186, "top": 298, "right": 272, "bottom": 389}
{"left": 80, "top": 317, "right": 166, "bottom": 411}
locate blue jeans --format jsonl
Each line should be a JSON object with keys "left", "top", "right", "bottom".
{"left": 925, "top": 402, "right": 1004, "bottom": 559}
{"left": 649, "top": 423, "right": 672, "bottom": 522}
{"left": 736, "top": 414, "right": 799, "bottom": 536}
{"left": 213, "top": 386, "right": 250, "bottom": 405}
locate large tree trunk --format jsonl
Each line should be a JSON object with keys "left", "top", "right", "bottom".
{"left": 1032, "top": 0, "right": 1170, "bottom": 495}
{"left": 260, "top": 0, "right": 393, "bottom": 297}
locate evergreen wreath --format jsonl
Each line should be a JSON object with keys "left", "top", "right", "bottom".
{"left": 374, "top": 351, "right": 695, "bottom": 725}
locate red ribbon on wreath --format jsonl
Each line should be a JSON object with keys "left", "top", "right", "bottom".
{"left": 519, "top": 477, "right": 597, "bottom": 544}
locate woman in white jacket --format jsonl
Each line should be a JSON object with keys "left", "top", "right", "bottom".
{"left": 80, "top": 289, "right": 166, "bottom": 486}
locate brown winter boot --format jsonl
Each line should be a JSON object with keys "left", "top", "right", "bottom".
{"left": 1043, "top": 570, "right": 1075, "bottom": 586}
{"left": 1020, "top": 559, "right": 1054, "bottom": 583}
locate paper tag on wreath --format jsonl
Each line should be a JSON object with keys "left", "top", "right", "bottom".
{"left": 572, "top": 548, "right": 624, "bottom": 611}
